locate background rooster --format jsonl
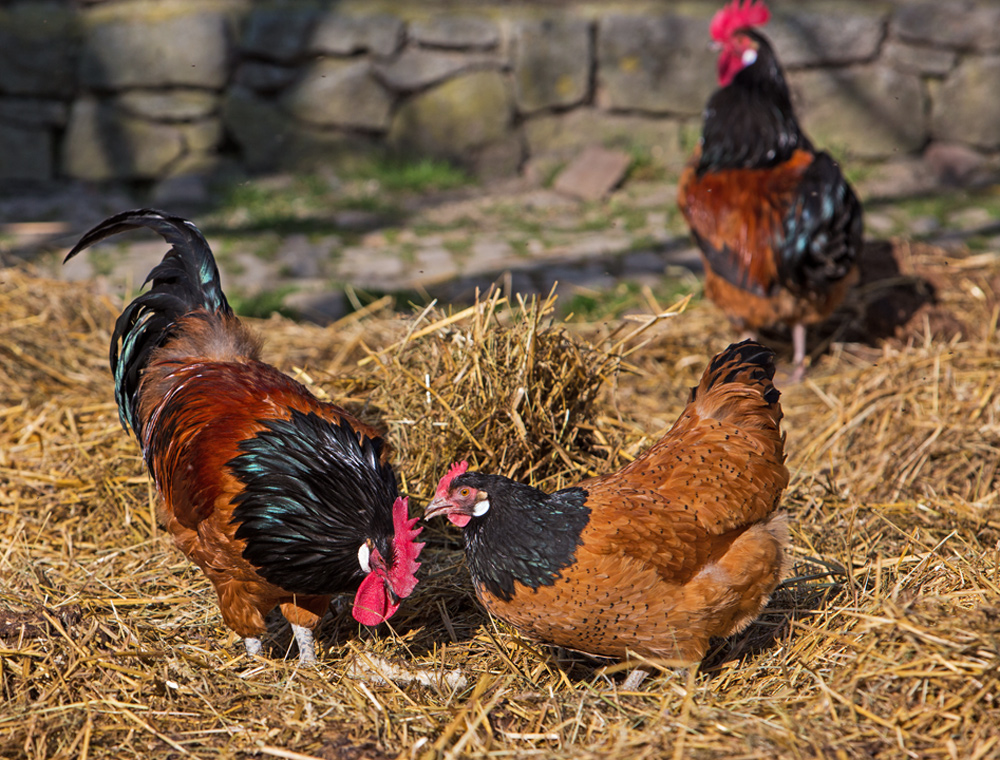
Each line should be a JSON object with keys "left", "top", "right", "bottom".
{"left": 65, "top": 209, "right": 423, "bottom": 663}
{"left": 678, "top": 0, "right": 863, "bottom": 381}
{"left": 425, "top": 340, "right": 789, "bottom": 684}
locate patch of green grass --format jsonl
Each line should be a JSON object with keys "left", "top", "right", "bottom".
{"left": 578, "top": 210, "right": 614, "bottom": 233}
{"left": 88, "top": 245, "right": 120, "bottom": 277}
{"left": 892, "top": 191, "right": 1000, "bottom": 225}
{"left": 209, "top": 173, "right": 402, "bottom": 235}
{"left": 842, "top": 161, "right": 877, "bottom": 189}
{"left": 336, "top": 195, "right": 402, "bottom": 217}
{"left": 678, "top": 120, "right": 702, "bottom": 156}
{"left": 495, "top": 204, "right": 545, "bottom": 236}
{"left": 609, "top": 201, "right": 649, "bottom": 233}
{"left": 624, "top": 143, "right": 666, "bottom": 183}
{"left": 443, "top": 238, "right": 473, "bottom": 259}
{"left": 350, "top": 155, "right": 473, "bottom": 193}
{"left": 509, "top": 239, "right": 531, "bottom": 258}
{"left": 626, "top": 234, "right": 660, "bottom": 253}
{"left": 211, "top": 238, "right": 244, "bottom": 276}
{"left": 541, "top": 160, "right": 566, "bottom": 189}
{"left": 230, "top": 286, "right": 297, "bottom": 319}
{"left": 216, "top": 175, "right": 331, "bottom": 228}
{"left": 398, "top": 242, "right": 418, "bottom": 264}
{"left": 251, "top": 235, "right": 281, "bottom": 262}
{"left": 563, "top": 277, "right": 695, "bottom": 321}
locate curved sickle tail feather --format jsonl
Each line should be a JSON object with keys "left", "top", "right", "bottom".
{"left": 64, "top": 209, "right": 232, "bottom": 437}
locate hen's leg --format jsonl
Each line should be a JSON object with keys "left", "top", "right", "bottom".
{"left": 621, "top": 668, "right": 649, "bottom": 690}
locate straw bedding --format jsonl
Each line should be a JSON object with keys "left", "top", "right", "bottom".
{"left": 0, "top": 237, "right": 997, "bottom": 759}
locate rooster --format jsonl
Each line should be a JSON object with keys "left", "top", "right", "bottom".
{"left": 678, "top": 0, "right": 863, "bottom": 381}
{"left": 65, "top": 209, "right": 423, "bottom": 663}
{"left": 425, "top": 340, "right": 788, "bottom": 683}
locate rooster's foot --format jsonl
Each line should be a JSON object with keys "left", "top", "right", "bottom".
{"left": 291, "top": 623, "right": 317, "bottom": 665}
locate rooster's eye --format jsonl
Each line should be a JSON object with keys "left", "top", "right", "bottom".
{"left": 459, "top": 487, "right": 471, "bottom": 497}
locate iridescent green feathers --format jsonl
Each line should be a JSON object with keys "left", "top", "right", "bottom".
{"left": 228, "top": 410, "right": 399, "bottom": 596}
{"left": 64, "top": 209, "right": 231, "bottom": 435}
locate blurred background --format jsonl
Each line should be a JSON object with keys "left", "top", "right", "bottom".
{"left": 1, "top": 0, "right": 998, "bottom": 322}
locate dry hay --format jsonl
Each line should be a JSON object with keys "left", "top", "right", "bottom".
{"left": 0, "top": 238, "right": 998, "bottom": 760}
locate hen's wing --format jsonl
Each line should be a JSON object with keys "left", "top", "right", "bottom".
{"left": 580, "top": 340, "right": 788, "bottom": 584}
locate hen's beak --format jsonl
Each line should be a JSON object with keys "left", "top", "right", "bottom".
{"left": 423, "top": 496, "right": 453, "bottom": 521}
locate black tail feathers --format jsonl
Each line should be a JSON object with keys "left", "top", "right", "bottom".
{"left": 693, "top": 339, "right": 780, "bottom": 406}
{"left": 777, "top": 151, "right": 863, "bottom": 296}
{"left": 65, "top": 209, "right": 232, "bottom": 435}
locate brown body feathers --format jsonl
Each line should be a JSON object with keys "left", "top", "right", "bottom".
{"left": 427, "top": 340, "right": 789, "bottom": 662}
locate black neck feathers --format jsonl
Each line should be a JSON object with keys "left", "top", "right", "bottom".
{"left": 698, "top": 30, "right": 808, "bottom": 174}
{"left": 455, "top": 473, "right": 591, "bottom": 602}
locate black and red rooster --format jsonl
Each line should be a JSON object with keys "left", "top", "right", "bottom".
{"left": 65, "top": 209, "right": 423, "bottom": 663}
{"left": 679, "top": 0, "right": 863, "bottom": 381}
{"left": 425, "top": 340, "right": 788, "bottom": 683}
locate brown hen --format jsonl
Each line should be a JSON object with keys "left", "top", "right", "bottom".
{"left": 424, "top": 340, "right": 789, "bottom": 669}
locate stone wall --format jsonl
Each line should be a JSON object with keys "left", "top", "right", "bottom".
{"left": 1, "top": 0, "right": 998, "bottom": 188}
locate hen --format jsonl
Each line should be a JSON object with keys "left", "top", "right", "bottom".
{"left": 678, "top": 0, "right": 863, "bottom": 381}
{"left": 425, "top": 340, "right": 788, "bottom": 676}
{"left": 65, "top": 209, "right": 423, "bottom": 663}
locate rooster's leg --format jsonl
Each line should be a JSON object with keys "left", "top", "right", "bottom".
{"left": 244, "top": 637, "right": 263, "bottom": 657}
{"left": 291, "top": 623, "right": 317, "bottom": 665}
{"left": 790, "top": 322, "right": 807, "bottom": 383}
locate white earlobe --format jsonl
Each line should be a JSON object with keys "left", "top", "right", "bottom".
{"left": 473, "top": 499, "right": 490, "bottom": 517}
{"left": 742, "top": 48, "right": 758, "bottom": 66}
{"left": 358, "top": 543, "right": 371, "bottom": 573}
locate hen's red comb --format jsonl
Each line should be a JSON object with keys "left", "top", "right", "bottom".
{"left": 389, "top": 496, "right": 424, "bottom": 599}
{"left": 434, "top": 460, "right": 469, "bottom": 499}
{"left": 710, "top": 0, "right": 770, "bottom": 42}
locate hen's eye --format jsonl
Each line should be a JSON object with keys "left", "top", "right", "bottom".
{"left": 460, "top": 487, "right": 471, "bottom": 497}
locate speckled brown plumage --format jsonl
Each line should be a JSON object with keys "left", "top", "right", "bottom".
{"left": 426, "top": 340, "right": 789, "bottom": 662}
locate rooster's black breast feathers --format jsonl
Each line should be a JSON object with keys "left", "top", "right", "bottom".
{"left": 229, "top": 410, "right": 397, "bottom": 595}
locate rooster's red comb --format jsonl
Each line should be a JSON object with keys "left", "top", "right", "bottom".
{"left": 434, "top": 460, "right": 469, "bottom": 499}
{"left": 388, "top": 497, "right": 423, "bottom": 599}
{"left": 710, "top": 0, "right": 770, "bottom": 42}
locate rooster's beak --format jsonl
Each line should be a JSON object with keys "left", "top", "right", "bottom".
{"left": 385, "top": 584, "right": 400, "bottom": 606}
